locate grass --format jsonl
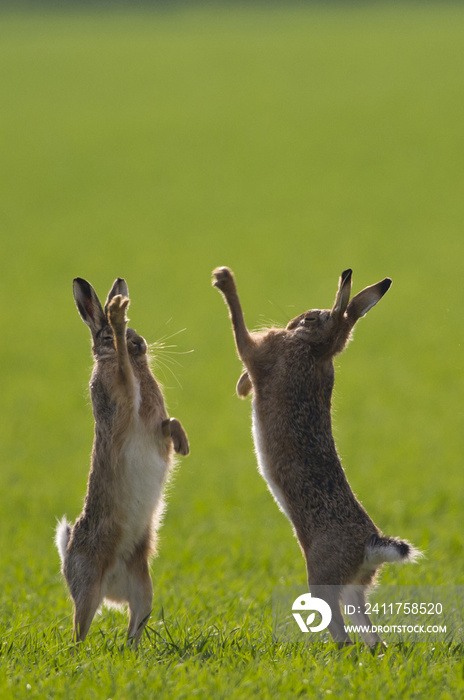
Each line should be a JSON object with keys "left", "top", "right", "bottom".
{"left": 0, "top": 2, "right": 463, "bottom": 697}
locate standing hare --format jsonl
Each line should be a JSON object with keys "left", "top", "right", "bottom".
{"left": 213, "top": 266, "right": 419, "bottom": 648}
{"left": 55, "top": 278, "right": 189, "bottom": 646}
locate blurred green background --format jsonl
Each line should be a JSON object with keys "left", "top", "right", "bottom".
{"left": 0, "top": 2, "right": 463, "bottom": 696}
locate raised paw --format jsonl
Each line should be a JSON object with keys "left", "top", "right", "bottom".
{"left": 236, "top": 371, "right": 252, "bottom": 398}
{"left": 162, "top": 418, "right": 189, "bottom": 456}
{"left": 108, "top": 294, "right": 130, "bottom": 329}
{"left": 212, "top": 267, "right": 236, "bottom": 295}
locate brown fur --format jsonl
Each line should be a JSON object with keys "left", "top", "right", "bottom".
{"left": 213, "top": 266, "right": 419, "bottom": 648}
{"left": 56, "top": 278, "right": 189, "bottom": 647}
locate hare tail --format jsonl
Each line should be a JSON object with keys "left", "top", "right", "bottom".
{"left": 365, "top": 534, "right": 422, "bottom": 566}
{"left": 55, "top": 516, "right": 72, "bottom": 565}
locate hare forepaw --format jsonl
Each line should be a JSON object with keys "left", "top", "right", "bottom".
{"left": 108, "top": 294, "right": 130, "bottom": 329}
{"left": 212, "top": 267, "right": 236, "bottom": 296}
{"left": 236, "top": 371, "right": 252, "bottom": 398}
{"left": 162, "top": 418, "right": 190, "bottom": 456}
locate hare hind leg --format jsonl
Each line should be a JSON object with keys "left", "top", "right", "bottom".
{"left": 341, "top": 584, "right": 384, "bottom": 649}
{"left": 64, "top": 552, "right": 104, "bottom": 644}
{"left": 305, "top": 548, "right": 353, "bottom": 646}
{"left": 309, "top": 583, "right": 353, "bottom": 647}
{"left": 72, "top": 580, "right": 103, "bottom": 643}
{"left": 125, "top": 550, "right": 153, "bottom": 646}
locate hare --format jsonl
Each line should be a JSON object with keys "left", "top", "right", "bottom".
{"left": 213, "top": 266, "right": 419, "bottom": 648}
{"left": 55, "top": 277, "right": 189, "bottom": 646}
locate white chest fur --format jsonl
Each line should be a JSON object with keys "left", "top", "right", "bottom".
{"left": 117, "top": 412, "right": 170, "bottom": 557}
{"left": 251, "top": 406, "right": 292, "bottom": 521}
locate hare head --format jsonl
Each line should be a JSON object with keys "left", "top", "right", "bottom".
{"left": 284, "top": 268, "right": 392, "bottom": 359}
{"left": 73, "top": 277, "right": 147, "bottom": 359}
{"left": 213, "top": 266, "right": 392, "bottom": 399}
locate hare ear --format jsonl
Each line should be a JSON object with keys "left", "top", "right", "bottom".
{"left": 331, "top": 268, "right": 352, "bottom": 319}
{"left": 104, "top": 278, "right": 129, "bottom": 315}
{"left": 73, "top": 278, "right": 105, "bottom": 334}
{"left": 347, "top": 278, "right": 392, "bottom": 322}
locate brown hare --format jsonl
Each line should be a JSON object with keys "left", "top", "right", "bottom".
{"left": 55, "top": 277, "right": 189, "bottom": 646}
{"left": 213, "top": 266, "right": 419, "bottom": 648}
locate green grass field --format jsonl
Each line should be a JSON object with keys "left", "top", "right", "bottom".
{"left": 1, "top": 3, "right": 463, "bottom": 697}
